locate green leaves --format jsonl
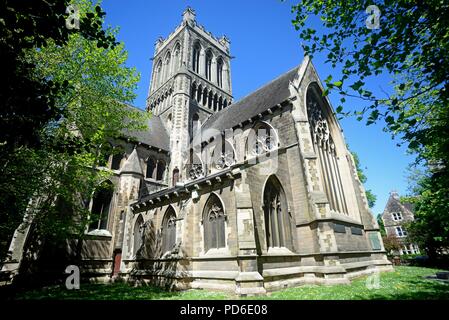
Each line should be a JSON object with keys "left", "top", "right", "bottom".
{"left": 349, "top": 80, "right": 364, "bottom": 92}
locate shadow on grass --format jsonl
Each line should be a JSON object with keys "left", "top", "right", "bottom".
{"left": 12, "top": 282, "right": 183, "bottom": 300}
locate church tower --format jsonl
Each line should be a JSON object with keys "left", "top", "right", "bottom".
{"left": 146, "top": 7, "right": 233, "bottom": 186}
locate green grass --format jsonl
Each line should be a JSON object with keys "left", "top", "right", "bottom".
{"left": 13, "top": 266, "right": 449, "bottom": 300}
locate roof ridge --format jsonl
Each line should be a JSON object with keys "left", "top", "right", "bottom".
{"left": 232, "top": 64, "right": 300, "bottom": 107}
{"left": 201, "top": 64, "right": 301, "bottom": 129}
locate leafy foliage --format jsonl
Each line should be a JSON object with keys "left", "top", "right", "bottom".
{"left": 0, "top": 0, "right": 147, "bottom": 261}
{"left": 382, "top": 234, "right": 402, "bottom": 257}
{"left": 291, "top": 0, "right": 449, "bottom": 259}
{"left": 377, "top": 214, "right": 386, "bottom": 237}
{"left": 403, "top": 171, "right": 449, "bottom": 259}
{"left": 0, "top": 0, "right": 115, "bottom": 151}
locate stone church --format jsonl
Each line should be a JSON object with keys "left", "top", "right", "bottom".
{"left": 2, "top": 8, "right": 392, "bottom": 294}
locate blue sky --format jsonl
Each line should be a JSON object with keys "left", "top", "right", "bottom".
{"left": 101, "top": 0, "right": 416, "bottom": 216}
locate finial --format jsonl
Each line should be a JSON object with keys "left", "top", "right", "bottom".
{"left": 183, "top": 7, "right": 196, "bottom": 23}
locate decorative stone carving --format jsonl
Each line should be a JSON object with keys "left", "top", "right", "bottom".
{"left": 188, "top": 163, "right": 204, "bottom": 179}
{"left": 250, "top": 129, "right": 276, "bottom": 156}
{"left": 307, "top": 100, "right": 336, "bottom": 155}
{"left": 214, "top": 150, "right": 234, "bottom": 169}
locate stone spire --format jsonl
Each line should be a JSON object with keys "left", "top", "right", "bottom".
{"left": 121, "top": 148, "right": 143, "bottom": 175}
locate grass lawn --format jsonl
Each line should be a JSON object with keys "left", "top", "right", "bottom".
{"left": 12, "top": 266, "right": 449, "bottom": 300}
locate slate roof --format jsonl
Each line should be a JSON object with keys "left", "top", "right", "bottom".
{"left": 197, "top": 65, "right": 300, "bottom": 142}
{"left": 122, "top": 105, "right": 170, "bottom": 151}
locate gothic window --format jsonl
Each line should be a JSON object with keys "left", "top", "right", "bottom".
{"left": 162, "top": 207, "right": 177, "bottom": 253}
{"left": 211, "top": 137, "right": 235, "bottom": 170}
{"left": 186, "top": 149, "right": 204, "bottom": 180}
{"left": 247, "top": 122, "right": 278, "bottom": 157}
{"left": 173, "top": 43, "right": 181, "bottom": 72}
{"left": 172, "top": 168, "right": 180, "bottom": 186}
{"left": 89, "top": 180, "right": 114, "bottom": 231}
{"left": 196, "top": 85, "right": 202, "bottom": 103}
{"left": 217, "top": 58, "right": 223, "bottom": 87}
{"left": 156, "top": 160, "right": 166, "bottom": 181}
{"left": 263, "top": 176, "right": 292, "bottom": 249}
{"left": 218, "top": 96, "right": 223, "bottom": 111}
{"left": 156, "top": 60, "right": 163, "bottom": 87}
{"left": 213, "top": 93, "right": 218, "bottom": 111}
{"left": 133, "top": 215, "right": 144, "bottom": 256}
{"left": 202, "top": 88, "right": 208, "bottom": 106}
{"left": 203, "top": 194, "right": 226, "bottom": 251}
{"left": 146, "top": 158, "right": 156, "bottom": 179}
{"left": 208, "top": 91, "right": 213, "bottom": 109}
{"left": 163, "top": 51, "right": 171, "bottom": 81}
{"left": 205, "top": 50, "right": 212, "bottom": 80}
{"left": 307, "top": 86, "right": 348, "bottom": 214}
{"left": 111, "top": 152, "right": 122, "bottom": 170}
{"left": 192, "top": 42, "right": 201, "bottom": 73}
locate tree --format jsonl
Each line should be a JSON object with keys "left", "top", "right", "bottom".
{"left": 351, "top": 151, "right": 377, "bottom": 209}
{"left": 0, "top": 0, "right": 147, "bottom": 262}
{"left": 377, "top": 214, "right": 386, "bottom": 237}
{"left": 0, "top": 0, "right": 115, "bottom": 151}
{"left": 291, "top": 0, "right": 449, "bottom": 258}
{"left": 402, "top": 171, "right": 449, "bottom": 260}
{"left": 382, "top": 234, "right": 402, "bottom": 257}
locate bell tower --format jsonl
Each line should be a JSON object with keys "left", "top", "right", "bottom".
{"left": 146, "top": 7, "right": 233, "bottom": 186}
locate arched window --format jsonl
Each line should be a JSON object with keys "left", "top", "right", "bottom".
{"left": 263, "top": 176, "right": 292, "bottom": 249}
{"left": 202, "top": 88, "right": 208, "bottom": 106}
{"left": 213, "top": 93, "right": 218, "bottom": 111}
{"left": 133, "top": 215, "right": 144, "bottom": 256}
{"left": 163, "top": 51, "right": 171, "bottom": 81}
{"left": 146, "top": 158, "right": 156, "bottom": 179}
{"left": 173, "top": 43, "right": 181, "bottom": 72}
{"left": 208, "top": 91, "right": 213, "bottom": 109}
{"left": 172, "top": 168, "right": 180, "bottom": 186}
{"left": 89, "top": 180, "right": 114, "bottom": 231}
{"left": 197, "top": 84, "right": 203, "bottom": 103}
{"left": 161, "top": 207, "right": 176, "bottom": 253}
{"left": 247, "top": 122, "right": 278, "bottom": 156}
{"left": 307, "top": 85, "right": 348, "bottom": 214}
{"left": 203, "top": 194, "right": 226, "bottom": 251}
{"left": 205, "top": 50, "right": 213, "bottom": 80}
{"left": 156, "top": 160, "right": 166, "bottom": 181}
{"left": 192, "top": 42, "right": 201, "bottom": 73}
{"left": 218, "top": 96, "right": 223, "bottom": 111}
{"left": 217, "top": 58, "right": 223, "bottom": 87}
{"left": 111, "top": 152, "right": 122, "bottom": 170}
{"left": 211, "top": 137, "right": 235, "bottom": 170}
{"left": 156, "top": 60, "right": 163, "bottom": 87}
